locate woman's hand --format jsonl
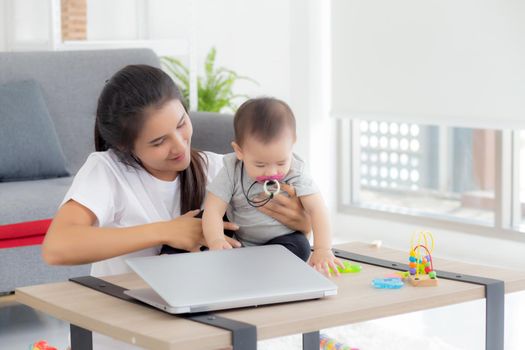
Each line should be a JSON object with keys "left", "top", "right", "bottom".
{"left": 257, "top": 183, "right": 312, "bottom": 234}
{"left": 158, "top": 209, "right": 240, "bottom": 252}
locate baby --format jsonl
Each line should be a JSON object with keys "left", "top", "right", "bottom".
{"left": 202, "top": 97, "right": 343, "bottom": 275}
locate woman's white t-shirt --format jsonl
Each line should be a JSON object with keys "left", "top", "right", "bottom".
{"left": 61, "top": 149, "right": 223, "bottom": 349}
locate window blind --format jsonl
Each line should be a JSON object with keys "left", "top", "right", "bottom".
{"left": 331, "top": 0, "right": 525, "bottom": 129}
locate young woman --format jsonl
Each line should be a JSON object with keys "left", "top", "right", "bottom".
{"left": 42, "top": 65, "right": 311, "bottom": 349}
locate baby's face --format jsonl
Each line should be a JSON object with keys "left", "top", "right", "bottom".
{"left": 234, "top": 129, "right": 295, "bottom": 181}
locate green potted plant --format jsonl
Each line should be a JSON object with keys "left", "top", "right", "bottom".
{"left": 161, "top": 47, "right": 257, "bottom": 112}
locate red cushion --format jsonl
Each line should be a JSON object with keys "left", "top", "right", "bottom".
{"left": 0, "top": 219, "right": 52, "bottom": 249}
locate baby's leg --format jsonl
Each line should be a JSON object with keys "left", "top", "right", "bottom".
{"left": 264, "top": 232, "right": 311, "bottom": 262}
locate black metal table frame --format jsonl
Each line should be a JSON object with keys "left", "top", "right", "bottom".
{"left": 67, "top": 248, "right": 505, "bottom": 350}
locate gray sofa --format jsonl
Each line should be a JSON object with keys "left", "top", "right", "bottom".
{"left": 0, "top": 49, "right": 233, "bottom": 294}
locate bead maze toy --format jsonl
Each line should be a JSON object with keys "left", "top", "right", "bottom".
{"left": 405, "top": 231, "right": 438, "bottom": 287}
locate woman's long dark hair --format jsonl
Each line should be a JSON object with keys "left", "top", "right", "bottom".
{"left": 94, "top": 64, "right": 207, "bottom": 213}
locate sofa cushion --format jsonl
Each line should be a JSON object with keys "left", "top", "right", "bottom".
{"left": 0, "top": 80, "right": 69, "bottom": 182}
{"left": 0, "top": 245, "right": 91, "bottom": 294}
{"left": 0, "top": 177, "right": 73, "bottom": 225}
{"left": 190, "top": 112, "right": 234, "bottom": 154}
{"left": 0, "top": 219, "right": 52, "bottom": 249}
{"left": 0, "top": 49, "right": 161, "bottom": 175}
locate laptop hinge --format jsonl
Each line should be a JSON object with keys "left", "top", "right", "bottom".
{"left": 70, "top": 276, "right": 257, "bottom": 350}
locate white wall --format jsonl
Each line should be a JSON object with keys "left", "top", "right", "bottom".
{"left": 86, "top": 0, "right": 292, "bottom": 114}
{"left": 0, "top": 0, "right": 6, "bottom": 50}
{"left": 0, "top": 0, "right": 55, "bottom": 51}
{"left": 87, "top": 0, "right": 141, "bottom": 40}
{"left": 191, "top": 0, "right": 291, "bottom": 103}
{"left": 11, "top": 0, "right": 49, "bottom": 43}
{"left": 288, "top": 0, "right": 336, "bottom": 206}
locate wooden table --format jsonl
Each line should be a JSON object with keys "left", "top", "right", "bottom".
{"left": 16, "top": 242, "right": 525, "bottom": 350}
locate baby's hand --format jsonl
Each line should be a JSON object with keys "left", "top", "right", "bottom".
{"left": 208, "top": 239, "right": 233, "bottom": 251}
{"left": 308, "top": 248, "right": 345, "bottom": 277}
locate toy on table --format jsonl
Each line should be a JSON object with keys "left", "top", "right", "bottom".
{"left": 370, "top": 239, "right": 382, "bottom": 248}
{"left": 371, "top": 277, "right": 404, "bottom": 289}
{"left": 29, "top": 340, "right": 58, "bottom": 350}
{"left": 320, "top": 333, "right": 360, "bottom": 350}
{"left": 329, "top": 260, "right": 362, "bottom": 275}
{"left": 405, "top": 231, "right": 438, "bottom": 287}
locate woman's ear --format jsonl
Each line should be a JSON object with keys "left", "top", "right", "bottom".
{"left": 231, "top": 141, "right": 244, "bottom": 161}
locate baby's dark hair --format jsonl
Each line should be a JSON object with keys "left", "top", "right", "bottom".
{"left": 234, "top": 97, "right": 296, "bottom": 146}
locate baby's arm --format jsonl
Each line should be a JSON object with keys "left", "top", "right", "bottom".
{"left": 203, "top": 192, "right": 233, "bottom": 250}
{"left": 299, "top": 193, "right": 344, "bottom": 275}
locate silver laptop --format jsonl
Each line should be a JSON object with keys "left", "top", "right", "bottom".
{"left": 124, "top": 245, "right": 337, "bottom": 314}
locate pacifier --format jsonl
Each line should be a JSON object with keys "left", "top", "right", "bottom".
{"left": 256, "top": 174, "right": 285, "bottom": 197}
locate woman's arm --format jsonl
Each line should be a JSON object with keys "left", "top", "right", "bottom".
{"left": 43, "top": 200, "right": 237, "bottom": 265}
{"left": 256, "top": 183, "right": 312, "bottom": 234}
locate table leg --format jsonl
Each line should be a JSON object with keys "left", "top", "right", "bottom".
{"left": 302, "top": 331, "right": 320, "bottom": 350}
{"left": 486, "top": 281, "right": 504, "bottom": 350}
{"left": 70, "top": 324, "right": 93, "bottom": 350}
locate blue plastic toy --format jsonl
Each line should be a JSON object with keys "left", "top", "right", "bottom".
{"left": 371, "top": 277, "right": 404, "bottom": 289}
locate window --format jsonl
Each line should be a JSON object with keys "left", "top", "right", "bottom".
{"left": 518, "top": 131, "right": 525, "bottom": 231}
{"left": 338, "top": 119, "right": 524, "bottom": 235}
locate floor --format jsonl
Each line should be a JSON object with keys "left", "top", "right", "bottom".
{"left": 0, "top": 302, "right": 70, "bottom": 349}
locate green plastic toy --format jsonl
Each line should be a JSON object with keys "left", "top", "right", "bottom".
{"left": 330, "top": 260, "right": 362, "bottom": 274}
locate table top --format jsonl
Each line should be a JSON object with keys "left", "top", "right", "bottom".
{"left": 16, "top": 242, "right": 525, "bottom": 350}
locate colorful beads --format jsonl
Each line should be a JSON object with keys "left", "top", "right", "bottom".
{"left": 320, "top": 334, "right": 359, "bottom": 350}
{"left": 30, "top": 341, "right": 58, "bottom": 350}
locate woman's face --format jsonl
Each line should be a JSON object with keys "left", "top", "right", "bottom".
{"left": 133, "top": 99, "right": 193, "bottom": 181}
